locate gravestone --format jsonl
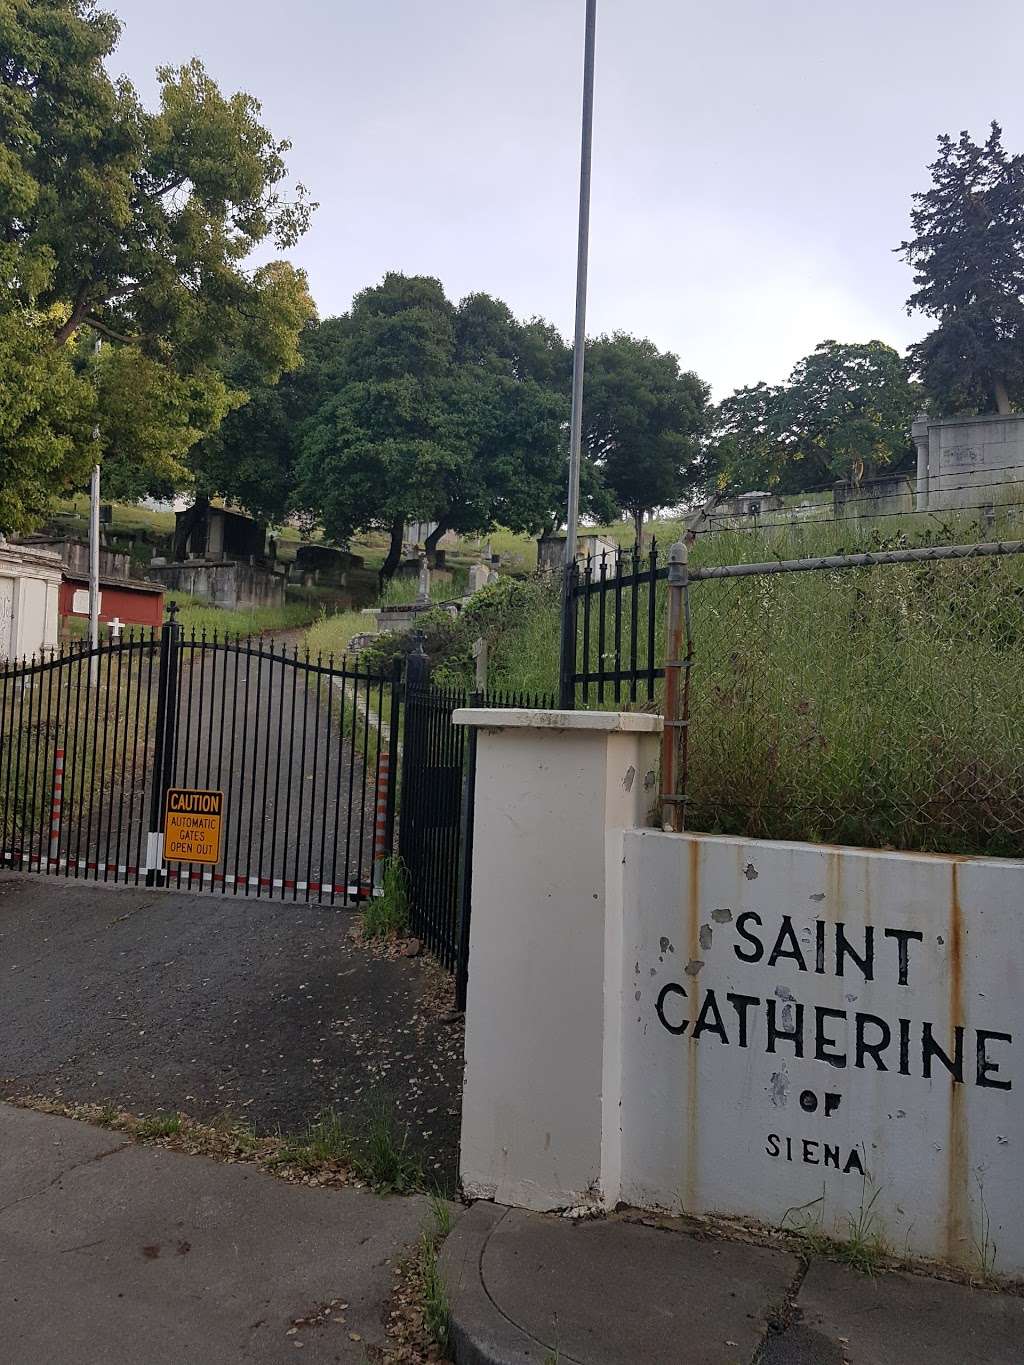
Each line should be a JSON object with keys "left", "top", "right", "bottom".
{"left": 468, "top": 563, "right": 490, "bottom": 594}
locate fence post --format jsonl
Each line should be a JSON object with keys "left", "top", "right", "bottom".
{"left": 558, "top": 561, "right": 579, "bottom": 710}
{"left": 455, "top": 688, "right": 481, "bottom": 1012}
{"left": 661, "top": 540, "right": 690, "bottom": 833}
{"left": 48, "top": 746, "right": 64, "bottom": 870}
{"left": 398, "top": 636, "right": 429, "bottom": 876}
{"left": 145, "top": 602, "right": 182, "bottom": 886}
{"left": 382, "top": 655, "right": 403, "bottom": 867}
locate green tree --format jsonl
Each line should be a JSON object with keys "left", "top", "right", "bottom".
{"left": 898, "top": 122, "right": 1024, "bottom": 415}
{"left": 582, "top": 333, "right": 710, "bottom": 546}
{"left": 0, "top": 308, "right": 96, "bottom": 534}
{"left": 295, "top": 276, "right": 576, "bottom": 579}
{"left": 0, "top": 0, "right": 315, "bottom": 529}
{"left": 711, "top": 341, "right": 917, "bottom": 493}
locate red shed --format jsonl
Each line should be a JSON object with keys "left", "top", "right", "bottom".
{"left": 60, "top": 573, "right": 164, "bottom": 631}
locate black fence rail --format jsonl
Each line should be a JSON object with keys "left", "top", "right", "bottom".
{"left": 559, "top": 541, "right": 665, "bottom": 707}
{"left": 0, "top": 634, "right": 158, "bottom": 879}
{"left": 399, "top": 677, "right": 555, "bottom": 1008}
{"left": 560, "top": 537, "right": 1024, "bottom": 859}
{"left": 0, "top": 617, "right": 399, "bottom": 902}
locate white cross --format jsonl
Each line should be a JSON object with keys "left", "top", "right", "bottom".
{"left": 109, "top": 617, "right": 123, "bottom": 640}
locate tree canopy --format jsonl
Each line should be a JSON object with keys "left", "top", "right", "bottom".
{"left": 582, "top": 333, "right": 710, "bottom": 545}
{"left": 0, "top": 0, "right": 315, "bottom": 531}
{"left": 898, "top": 122, "right": 1024, "bottom": 415}
{"left": 711, "top": 340, "right": 918, "bottom": 494}
{"left": 291, "top": 274, "right": 586, "bottom": 577}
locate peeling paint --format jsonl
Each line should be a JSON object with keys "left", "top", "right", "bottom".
{"left": 774, "top": 985, "right": 795, "bottom": 1002}
{"left": 743, "top": 862, "right": 759, "bottom": 881}
{"left": 643, "top": 768, "right": 656, "bottom": 789}
{"left": 684, "top": 959, "right": 704, "bottom": 977}
{"left": 947, "top": 863, "right": 969, "bottom": 1263}
{"left": 809, "top": 892, "right": 826, "bottom": 903}
{"left": 622, "top": 765, "right": 636, "bottom": 792}
{"left": 699, "top": 924, "right": 713, "bottom": 951}
{"left": 659, "top": 936, "right": 674, "bottom": 954}
{"left": 711, "top": 907, "right": 733, "bottom": 924}
{"left": 769, "top": 1066, "right": 790, "bottom": 1108}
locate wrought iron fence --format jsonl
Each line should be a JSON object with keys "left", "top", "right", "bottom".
{"left": 563, "top": 539, "right": 1024, "bottom": 859}
{"left": 0, "top": 621, "right": 399, "bottom": 900}
{"left": 399, "top": 678, "right": 556, "bottom": 1007}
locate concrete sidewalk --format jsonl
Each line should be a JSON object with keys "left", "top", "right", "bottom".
{"left": 0, "top": 1102, "right": 428, "bottom": 1364}
{"left": 440, "top": 1202, "right": 1024, "bottom": 1365}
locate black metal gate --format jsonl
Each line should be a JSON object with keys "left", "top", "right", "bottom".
{"left": 398, "top": 676, "right": 556, "bottom": 1008}
{"left": 0, "top": 612, "right": 398, "bottom": 903}
{"left": 399, "top": 680, "right": 469, "bottom": 976}
{"left": 1, "top": 607, "right": 556, "bottom": 1000}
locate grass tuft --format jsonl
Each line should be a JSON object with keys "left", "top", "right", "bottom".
{"left": 276, "top": 1092, "right": 422, "bottom": 1194}
{"left": 362, "top": 857, "right": 410, "bottom": 940}
{"left": 133, "top": 1112, "right": 182, "bottom": 1139}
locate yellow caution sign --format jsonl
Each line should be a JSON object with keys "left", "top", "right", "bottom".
{"left": 164, "top": 787, "right": 224, "bottom": 865}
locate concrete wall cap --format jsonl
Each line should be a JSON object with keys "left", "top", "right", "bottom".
{"left": 452, "top": 707, "right": 663, "bottom": 733}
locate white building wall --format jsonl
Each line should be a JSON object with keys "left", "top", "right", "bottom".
{"left": 0, "top": 544, "right": 62, "bottom": 661}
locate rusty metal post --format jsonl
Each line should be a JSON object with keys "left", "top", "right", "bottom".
{"left": 661, "top": 540, "right": 689, "bottom": 832}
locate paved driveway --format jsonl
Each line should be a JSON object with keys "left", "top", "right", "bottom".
{"left": 0, "top": 873, "right": 463, "bottom": 1183}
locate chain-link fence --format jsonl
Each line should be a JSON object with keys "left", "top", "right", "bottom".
{"left": 681, "top": 545, "right": 1024, "bottom": 858}
{"left": 564, "top": 539, "right": 1024, "bottom": 858}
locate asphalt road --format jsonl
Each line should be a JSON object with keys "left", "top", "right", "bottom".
{"left": 0, "top": 873, "right": 464, "bottom": 1184}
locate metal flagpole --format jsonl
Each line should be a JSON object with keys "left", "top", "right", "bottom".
{"left": 564, "top": 0, "right": 597, "bottom": 566}
{"left": 557, "top": 0, "right": 597, "bottom": 710}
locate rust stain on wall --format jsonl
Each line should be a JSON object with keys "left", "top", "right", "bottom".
{"left": 684, "top": 838, "right": 701, "bottom": 1210}
{"left": 825, "top": 849, "right": 842, "bottom": 924}
{"left": 946, "top": 862, "right": 968, "bottom": 1262}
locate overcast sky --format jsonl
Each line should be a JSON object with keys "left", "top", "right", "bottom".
{"left": 108, "top": 0, "right": 1024, "bottom": 398}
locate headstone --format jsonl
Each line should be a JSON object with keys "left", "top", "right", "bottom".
{"left": 468, "top": 563, "right": 490, "bottom": 594}
{"left": 472, "top": 637, "right": 488, "bottom": 690}
{"left": 416, "top": 554, "right": 431, "bottom": 605}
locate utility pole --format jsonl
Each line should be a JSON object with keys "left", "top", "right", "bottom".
{"left": 88, "top": 336, "right": 101, "bottom": 684}
{"left": 564, "top": 0, "right": 597, "bottom": 565}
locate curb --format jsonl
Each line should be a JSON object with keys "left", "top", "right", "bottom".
{"left": 440, "top": 1201, "right": 552, "bottom": 1365}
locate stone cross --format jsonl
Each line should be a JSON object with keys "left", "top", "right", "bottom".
{"left": 109, "top": 616, "right": 123, "bottom": 640}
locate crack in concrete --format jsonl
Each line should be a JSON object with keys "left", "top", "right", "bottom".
{"left": 475, "top": 1209, "right": 590, "bottom": 1365}
{"left": 0, "top": 1137, "right": 129, "bottom": 1219}
{"left": 749, "top": 1256, "right": 813, "bottom": 1364}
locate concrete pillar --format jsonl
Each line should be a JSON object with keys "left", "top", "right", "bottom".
{"left": 451, "top": 708, "right": 662, "bottom": 1211}
{"left": 911, "top": 412, "right": 930, "bottom": 512}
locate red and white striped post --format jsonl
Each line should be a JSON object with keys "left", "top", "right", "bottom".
{"left": 372, "top": 749, "right": 391, "bottom": 894}
{"left": 48, "top": 746, "right": 64, "bottom": 870}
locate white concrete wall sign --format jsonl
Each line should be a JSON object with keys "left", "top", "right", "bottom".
{"left": 455, "top": 709, "right": 1024, "bottom": 1276}
{"left": 618, "top": 832, "right": 1023, "bottom": 1273}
